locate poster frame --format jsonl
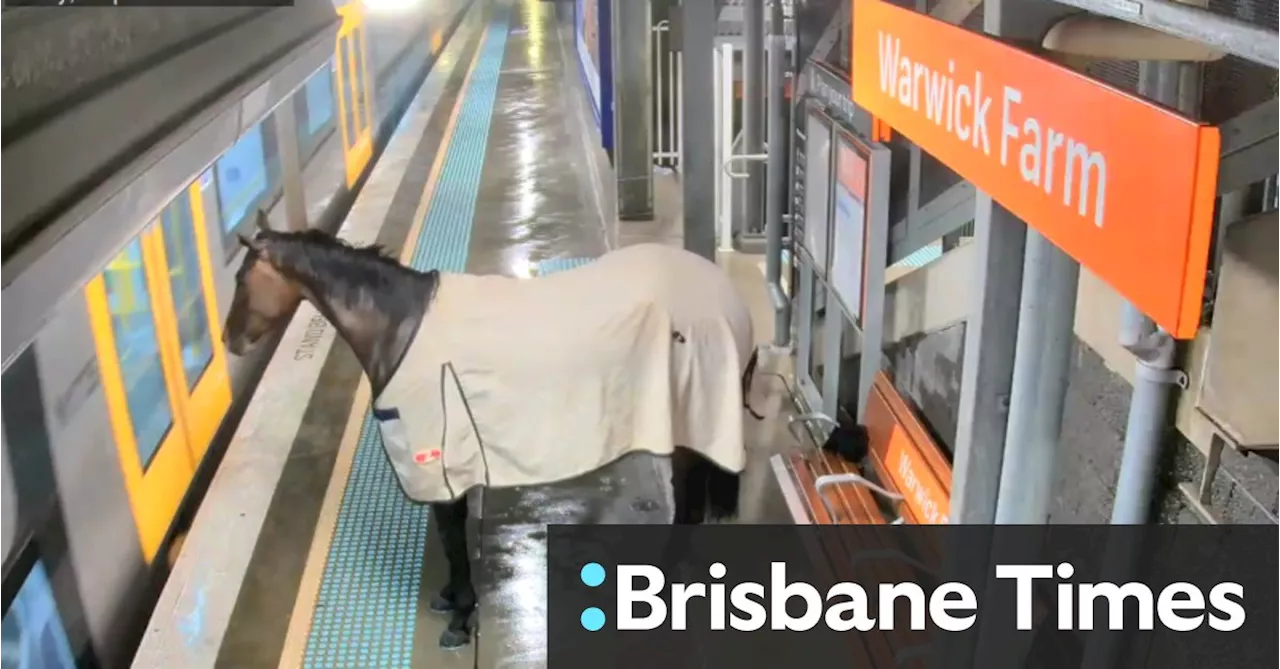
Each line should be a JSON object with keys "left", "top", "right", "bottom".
{"left": 799, "top": 102, "right": 836, "bottom": 280}
{"left": 574, "top": 0, "right": 615, "bottom": 153}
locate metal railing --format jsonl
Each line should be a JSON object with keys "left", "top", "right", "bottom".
{"left": 651, "top": 19, "right": 683, "bottom": 169}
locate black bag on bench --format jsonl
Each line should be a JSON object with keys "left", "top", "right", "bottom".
{"left": 821, "top": 422, "right": 870, "bottom": 465}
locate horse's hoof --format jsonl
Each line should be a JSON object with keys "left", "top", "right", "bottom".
{"left": 428, "top": 593, "right": 455, "bottom": 614}
{"left": 439, "top": 627, "right": 471, "bottom": 650}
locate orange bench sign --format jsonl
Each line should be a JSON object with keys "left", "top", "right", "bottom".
{"left": 883, "top": 429, "right": 951, "bottom": 524}
{"left": 851, "top": 1, "right": 1220, "bottom": 339}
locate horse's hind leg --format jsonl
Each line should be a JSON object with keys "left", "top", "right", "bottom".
{"left": 703, "top": 458, "right": 741, "bottom": 522}
{"left": 670, "top": 447, "right": 708, "bottom": 525}
{"left": 430, "top": 497, "right": 476, "bottom": 650}
{"left": 671, "top": 449, "right": 740, "bottom": 525}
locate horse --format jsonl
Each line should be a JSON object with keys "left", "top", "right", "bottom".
{"left": 222, "top": 213, "right": 762, "bottom": 650}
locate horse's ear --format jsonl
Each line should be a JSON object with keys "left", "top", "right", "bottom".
{"left": 238, "top": 233, "right": 265, "bottom": 254}
{"left": 254, "top": 209, "right": 271, "bottom": 233}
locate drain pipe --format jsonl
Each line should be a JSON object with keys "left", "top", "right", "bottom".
{"left": 764, "top": 0, "right": 792, "bottom": 347}
{"left": 1079, "top": 60, "right": 1195, "bottom": 669}
{"left": 1113, "top": 59, "right": 1195, "bottom": 525}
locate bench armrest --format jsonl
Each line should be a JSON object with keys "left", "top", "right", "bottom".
{"left": 788, "top": 412, "right": 839, "bottom": 443}
{"left": 813, "top": 473, "right": 907, "bottom": 524}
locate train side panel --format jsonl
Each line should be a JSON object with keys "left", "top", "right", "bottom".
{"left": 34, "top": 291, "right": 148, "bottom": 665}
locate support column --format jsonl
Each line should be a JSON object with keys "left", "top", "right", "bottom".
{"left": 273, "top": 100, "right": 308, "bottom": 231}
{"left": 763, "top": 0, "right": 791, "bottom": 346}
{"left": 612, "top": 0, "right": 654, "bottom": 220}
{"left": 741, "top": 0, "right": 765, "bottom": 240}
{"left": 962, "top": 4, "right": 1078, "bottom": 668}
{"left": 949, "top": 197, "right": 1026, "bottom": 525}
{"left": 680, "top": 0, "right": 719, "bottom": 260}
{"left": 993, "top": 231, "right": 1079, "bottom": 524}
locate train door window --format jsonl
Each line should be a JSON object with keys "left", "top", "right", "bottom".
{"left": 86, "top": 231, "right": 195, "bottom": 563}
{"left": 102, "top": 238, "right": 175, "bottom": 468}
{"left": 336, "top": 2, "right": 373, "bottom": 187}
{"left": 155, "top": 184, "right": 232, "bottom": 465}
{"left": 1, "top": 560, "right": 77, "bottom": 669}
{"left": 160, "top": 195, "right": 214, "bottom": 390}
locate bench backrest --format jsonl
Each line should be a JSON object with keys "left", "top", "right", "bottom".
{"left": 863, "top": 371, "right": 952, "bottom": 524}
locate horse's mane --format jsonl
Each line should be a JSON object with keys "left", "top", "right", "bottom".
{"left": 269, "top": 228, "right": 405, "bottom": 271}
{"left": 263, "top": 228, "right": 433, "bottom": 313}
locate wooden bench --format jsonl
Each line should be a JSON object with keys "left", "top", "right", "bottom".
{"left": 771, "top": 371, "right": 951, "bottom": 667}
{"left": 777, "top": 371, "right": 951, "bottom": 527}
{"left": 771, "top": 371, "right": 1046, "bottom": 668}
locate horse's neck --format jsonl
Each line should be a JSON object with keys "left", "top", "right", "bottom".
{"left": 299, "top": 270, "right": 436, "bottom": 396}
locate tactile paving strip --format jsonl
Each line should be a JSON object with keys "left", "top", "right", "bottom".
{"left": 301, "top": 7, "right": 512, "bottom": 668}
{"left": 533, "top": 256, "right": 595, "bottom": 276}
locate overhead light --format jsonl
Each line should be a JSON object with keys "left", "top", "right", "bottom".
{"left": 1041, "top": 15, "right": 1226, "bottom": 62}
{"left": 362, "top": 0, "right": 422, "bottom": 15}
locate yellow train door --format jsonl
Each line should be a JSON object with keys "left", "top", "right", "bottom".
{"left": 85, "top": 180, "right": 230, "bottom": 563}
{"left": 152, "top": 178, "right": 232, "bottom": 464}
{"left": 335, "top": 2, "right": 375, "bottom": 187}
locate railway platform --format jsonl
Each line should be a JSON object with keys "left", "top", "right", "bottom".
{"left": 132, "top": 2, "right": 802, "bottom": 667}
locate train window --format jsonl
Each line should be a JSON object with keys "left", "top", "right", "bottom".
{"left": 103, "top": 238, "right": 174, "bottom": 470}
{"left": 304, "top": 63, "right": 336, "bottom": 136}
{"left": 215, "top": 125, "right": 270, "bottom": 234}
{"left": 160, "top": 195, "right": 214, "bottom": 391}
{"left": 1, "top": 560, "right": 77, "bottom": 669}
{"left": 214, "top": 117, "right": 286, "bottom": 262}
{"left": 295, "top": 61, "right": 337, "bottom": 166}
{"left": 2, "top": 345, "right": 57, "bottom": 567}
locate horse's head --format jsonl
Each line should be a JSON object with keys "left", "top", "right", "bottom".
{"left": 222, "top": 211, "right": 304, "bottom": 355}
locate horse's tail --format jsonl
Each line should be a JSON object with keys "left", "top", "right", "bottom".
{"left": 742, "top": 346, "right": 765, "bottom": 420}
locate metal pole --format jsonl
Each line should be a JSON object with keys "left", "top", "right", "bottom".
{"left": 680, "top": 0, "right": 718, "bottom": 261}
{"left": 993, "top": 231, "right": 1080, "bottom": 524}
{"left": 742, "top": 0, "right": 765, "bottom": 240}
{"left": 764, "top": 0, "right": 791, "bottom": 346}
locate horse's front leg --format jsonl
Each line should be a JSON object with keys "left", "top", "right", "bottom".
{"left": 430, "top": 497, "right": 476, "bottom": 650}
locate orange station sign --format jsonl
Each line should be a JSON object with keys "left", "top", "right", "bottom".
{"left": 851, "top": 1, "right": 1221, "bottom": 339}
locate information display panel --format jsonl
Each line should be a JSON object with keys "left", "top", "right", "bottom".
{"left": 831, "top": 130, "right": 871, "bottom": 326}
{"left": 801, "top": 108, "right": 834, "bottom": 276}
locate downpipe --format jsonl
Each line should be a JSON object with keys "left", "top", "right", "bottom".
{"left": 1112, "top": 59, "right": 1194, "bottom": 537}
{"left": 1081, "top": 60, "right": 1193, "bottom": 669}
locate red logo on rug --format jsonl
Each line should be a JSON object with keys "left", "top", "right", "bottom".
{"left": 414, "top": 449, "right": 442, "bottom": 465}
